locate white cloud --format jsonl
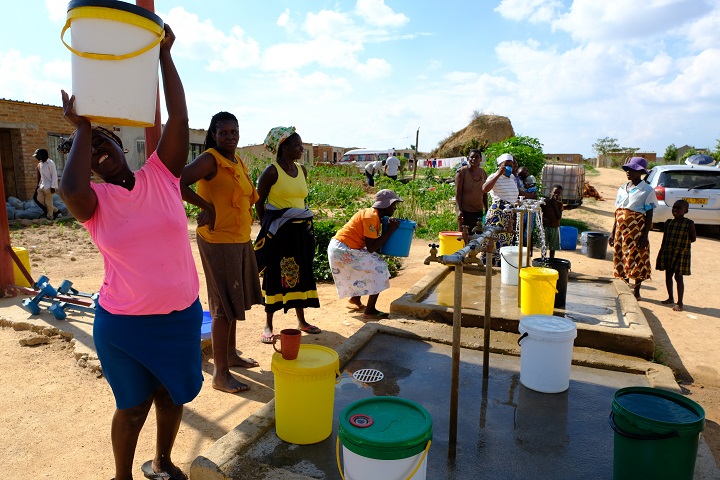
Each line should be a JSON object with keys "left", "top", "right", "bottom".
{"left": 277, "top": 8, "right": 290, "bottom": 27}
{"left": 0, "top": 50, "right": 68, "bottom": 105}
{"left": 354, "top": 0, "right": 409, "bottom": 27}
{"left": 162, "top": 7, "right": 260, "bottom": 71}
{"left": 680, "top": 7, "right": 720, "bottom": 51}
{"left": 495, "top": 0, "right": 563, "bottom": 24}
{"left": 552, "top": 0, "right": 713, "bottom": 43}
{"left": 277, "top": 8, "right": 299, "bottom": 34}
{"left": 45, "top": 0, "right": 67, "bottom": 23}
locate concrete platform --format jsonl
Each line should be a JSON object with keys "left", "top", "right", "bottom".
{"left": 390, "top": 264, "right": 654, "bottom": 359}
{"left": 190, "top": 321, "right": 719, "bottom": 480}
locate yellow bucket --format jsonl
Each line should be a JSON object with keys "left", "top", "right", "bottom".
{"left": 519, "top": 267, "right": 558, "bottom": 315}
{"left": 438, "top": 231, "right": 463, "bottom": 255}
{"left": 272, "top": 344, "right": 340, "bottom": 444}
{"left": 11, "top": 247, "right": 31, "bottom": 287}
{"left": 62, "top": 0, "right": 165, "bottom": 126}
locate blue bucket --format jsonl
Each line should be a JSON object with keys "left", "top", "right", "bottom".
{"left": 201, "top": 310, "right": 212, "bottom": 340}
{"left": 559, "top": 226, "right": 578, "bottom": 250}
{"left": 380, "top": 218, "right": 416, "bottom": 257}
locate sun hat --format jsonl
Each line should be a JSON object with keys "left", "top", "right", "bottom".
{"left": 372, "top": 189, "right": 403, "bottom": 209}
{"left": 622, "top": 157, "right": 649, "bottom": 174}
{"left": 497, "top": 153, "right": 514, "bottom": 163}
{"left": 264, "top": 126, "right": 296, "bottom": 154}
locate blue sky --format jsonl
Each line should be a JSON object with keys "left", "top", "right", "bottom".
{"left": 1, "top": 0, "right": 719, "bottom": 158}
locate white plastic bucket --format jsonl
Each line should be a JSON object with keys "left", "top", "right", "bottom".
{"left": 499, "top": 245, "right": 528, "bottom": 286}
{"left": 518, "top": 315, "right": 577, "bottom": 393}
{"left": 63, "top": 0, "right": 165, "bottom": 126}
{"left": 338, "top": 397, "right": 432, "bottom": 480}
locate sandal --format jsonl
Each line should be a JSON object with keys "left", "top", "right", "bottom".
{"left": 299, "top": 324, "right": 321, "bottom": 334}
{"left": 362, "top": 311, "right": 389, "bottom": 320}
{"left": 260, "top": 332, "right": 274, "bottom": 344}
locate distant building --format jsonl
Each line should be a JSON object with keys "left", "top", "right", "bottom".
{"left": 313, "top": 144, "right": 346, "bottom": 164}
{"left": 543, "top": 153, "right": 583, "bottom": 164}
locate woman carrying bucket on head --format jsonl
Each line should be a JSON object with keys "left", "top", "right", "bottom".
{"left": 327, "top": 189, "right": 403, "bottom": 319}
{"left": 59, "top": 25, "right": 200, "bottom": 480}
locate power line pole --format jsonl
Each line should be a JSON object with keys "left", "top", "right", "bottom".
{"left": 412, "top": 127, "right": 420, "bottom": 181}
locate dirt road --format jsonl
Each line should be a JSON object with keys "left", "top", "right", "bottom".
{"left": 1, "top": 167, "right": 718, "bottom": 478}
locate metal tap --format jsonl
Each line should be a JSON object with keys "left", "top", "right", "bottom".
{"left": 424, "top": 243, "right": 439, "bottom": 265}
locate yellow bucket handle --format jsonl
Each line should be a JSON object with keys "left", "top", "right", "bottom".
{"left": 61, "top": 6, "right": 165, "bottom": 61}
{"left": 336, "top": 436, "right": 431, "bottom": 480}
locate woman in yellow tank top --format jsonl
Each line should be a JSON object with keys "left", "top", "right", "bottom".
{"left": 255, "top": 126, "right": 320, "bottom": 343}
{"left": 181, "top": 111, "right": 263, "bottom": 394}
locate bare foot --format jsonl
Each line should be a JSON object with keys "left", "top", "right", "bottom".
{"left": 346, "top": 299, "right": 364, "bottom": 310}
{"left": 212, "top": 372, "right": 250, "bottom": 393}
{"left": 228, "top": 353, "right": 259, "bottom": 368}
{"left": 673, "top": 304, "right": 684, "bottom": 312}
{"left": 633, "top": 285, "right": 641, "bottom": 300}
{"left": 661, "top": 298, "right": 675, "bottom": 305}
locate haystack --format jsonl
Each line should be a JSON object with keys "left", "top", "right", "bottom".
{"left": 431, "top": 115, "right": 515, "bottom": 158}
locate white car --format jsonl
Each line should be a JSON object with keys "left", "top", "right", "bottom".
{"left": 645, "top": 164, "right": 720, "bottom": 228}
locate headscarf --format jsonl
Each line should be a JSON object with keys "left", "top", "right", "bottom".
{"left": 264, "top": 126, "right": 296, "bottom": 154}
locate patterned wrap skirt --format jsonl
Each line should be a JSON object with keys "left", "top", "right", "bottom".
{"left": 612, "top": 209, "right": 652, "bottom": 281}
{"left": 481, "top": 199, "right": 515, "bottom": 267}
{"left": 197, "top": 236, "right": 263, "bottom": 321}
{"left": 258, "top": 218, "right": 320, "bottom": 313}
{"left": 327, "top": 238, "right": 390, "bottom": 298}
{"left": 655, "top": 217, "right": 692, "bottom": 276}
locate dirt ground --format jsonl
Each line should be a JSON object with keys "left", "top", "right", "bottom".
{"left": 1, "top": 167, "right": 719, "bottom": 479}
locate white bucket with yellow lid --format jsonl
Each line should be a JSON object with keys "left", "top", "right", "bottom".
{"left": 62, "top": 0, "right": 165, "bottom": 126}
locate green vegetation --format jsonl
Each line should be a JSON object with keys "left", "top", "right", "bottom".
{"left": 663, "top": 144, "right": 678, "bottom": 163}
{"left": 559, "top": 218, "right": 590, "bottom": 232}
{"left": 484, "top": 135, "right": 545, "bottom": 178}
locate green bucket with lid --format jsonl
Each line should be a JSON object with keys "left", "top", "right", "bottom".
{"left": 337, "top": 396, "right": 432, "bottom": 479}
{"left": 610, "top": 386, "right": 705, "bottom": 480}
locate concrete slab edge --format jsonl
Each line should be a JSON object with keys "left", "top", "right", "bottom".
{"left": 390, "top": 271, "right": 655, "bottom": 359}
{"left": 190, "top": 319, "right": 677, "bottom": 479}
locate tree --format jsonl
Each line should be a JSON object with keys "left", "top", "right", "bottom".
{"left": 484, "top": 135, "right": 545, "bottom": 177}
{"left": 663, "top": 144, "right": 678, "bottom": 163}
{"left": 713, "top": 138, "right": 720, "bottom": 164}
{"left": 680, "top": 147, "right": 698, "bottom": 164}
{"left": 592, "top": 137, "right": 620, "bottom": 157}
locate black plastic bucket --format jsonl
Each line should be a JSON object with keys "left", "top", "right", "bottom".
{"left": 532, "top": 258, "right": 571, "bottom": 308}
{"left": 586, "top": 232, "right": 609, "bottom": 259}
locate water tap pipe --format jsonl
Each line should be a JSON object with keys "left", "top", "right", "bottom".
{"left": 436, "top": 226, "right": 504, "bottom": 265}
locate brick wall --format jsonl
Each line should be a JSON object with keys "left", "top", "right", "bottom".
{"left": 0, "top": 99, "right": 74, "bottom": 199}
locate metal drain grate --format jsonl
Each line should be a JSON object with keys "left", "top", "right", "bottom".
{"left": 352, "top": 368, "right": 384, "bottom": 383}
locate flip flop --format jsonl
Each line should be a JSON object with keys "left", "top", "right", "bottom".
{"left": 363, "top": 311, "right": 389, "bottom": 320}
{"left": 260, "top": 332, "right": 274, "bottom": 344}
{"left": 141, "top": 460, "right": 187, "bottom": 480}
{"left": 299, "top": 324, "right": 321, "bottom": 334}
{"left": 346, "top": 301, "right": 365, "bottom": 310}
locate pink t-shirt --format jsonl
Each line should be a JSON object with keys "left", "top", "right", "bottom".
{"left": 84, "top": 151, "right": 199, "bottom": 315}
